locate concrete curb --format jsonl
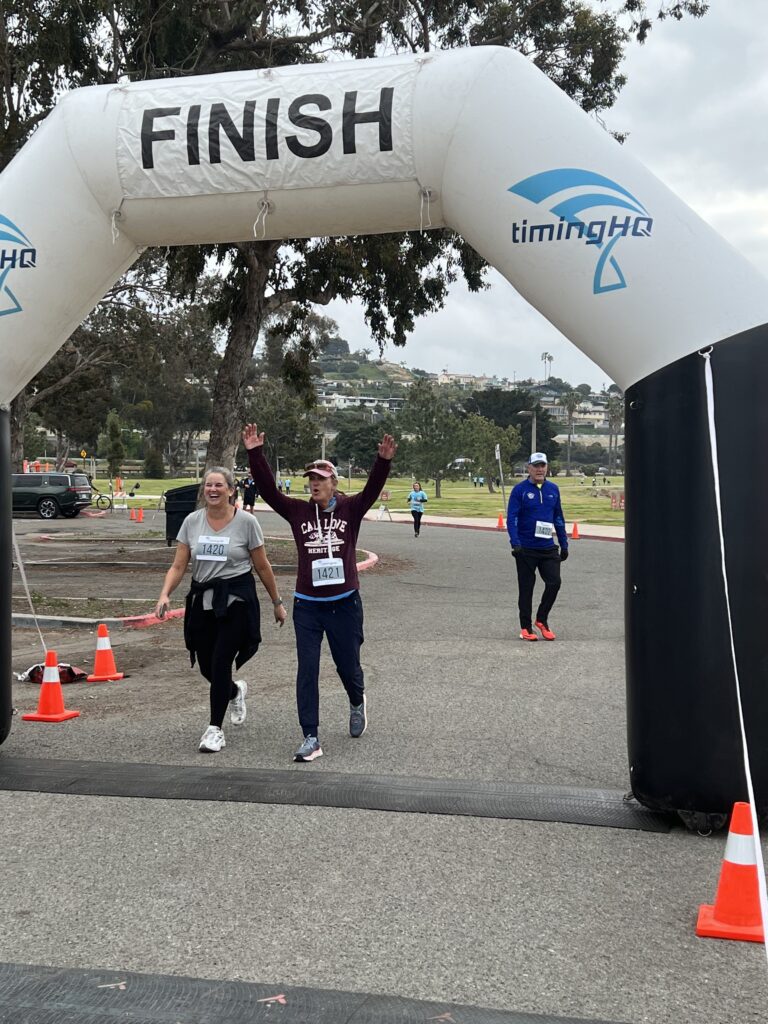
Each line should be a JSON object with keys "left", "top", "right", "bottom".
{"left": 11, "top": 550, "right": 380, "bottom": 631}
{"left": 362, "top": 512, "right": 625, "bottom": 543}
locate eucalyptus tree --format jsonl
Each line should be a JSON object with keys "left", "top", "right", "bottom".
{"left": 459, "top": 414, "right": 520, "bottom": 493}
{"left": 399, "top": 379, "right": 464, "bottom": 497}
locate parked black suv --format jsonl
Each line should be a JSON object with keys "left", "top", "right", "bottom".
{"left": 11, "top": 472, "right": 93, "bottom": 519}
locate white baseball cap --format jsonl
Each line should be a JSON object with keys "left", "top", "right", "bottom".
{"left": 529, "top": 452, "right": 548, "bottom": 465}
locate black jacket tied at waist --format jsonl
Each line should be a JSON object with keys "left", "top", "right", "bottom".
{"left": 183, "top": 571, "right": 262, "bottom": 669}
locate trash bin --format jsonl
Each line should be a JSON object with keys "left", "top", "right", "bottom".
{"left": 164, "top": 483, "right": 200, "bottom": 546}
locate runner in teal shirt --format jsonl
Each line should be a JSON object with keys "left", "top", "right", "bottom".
{"left": 407, "top": 483, "right": 428, "bottom": 538}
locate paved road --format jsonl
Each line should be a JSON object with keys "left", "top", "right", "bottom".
{"left": 3, "top": 510, "right": 767, "bottom": 1023}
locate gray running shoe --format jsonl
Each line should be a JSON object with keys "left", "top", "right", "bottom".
{"left": 349, "top": 694, "right": 367, "bottom": 738}
{"left": 230, "top": 679, "right": 247, "bottom": 725}
{"left": 294, "top": 735, "right": 323, "bottom": 762}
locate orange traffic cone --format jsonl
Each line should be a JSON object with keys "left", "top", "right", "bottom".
{"left": 696, "top": 802, "right": 764, "bottom": 943}
{"left": 22, "top": 650, "right": 80, "bottom": 722}
{"left": 571, "top": 521, "right": 580, "bottom": 539}
{"left": 497, "top": 513, "right": 505, "bottom": 530}
{"left": 87, "top": 624, "right": 125, "bottom": 682}
{"left": 129, "top": 508, "right": 136, "bottom": 521}
{"left": 137, "top": 507, "right": 144, "bottom": 523}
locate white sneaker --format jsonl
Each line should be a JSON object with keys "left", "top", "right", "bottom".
{"left": 230, "top": 679, "right": 248, "bottom": 726}
{"left": 199, "top": 725, "right": 225, "bottom": 753}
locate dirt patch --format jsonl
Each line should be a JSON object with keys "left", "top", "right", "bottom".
{"left": 12, "top": 535, "right": 370, "bottom": 618}
{"left": 12, "top": 623, "right": 197, "bottom": 719}
{"left": 367, "top": 552, "right": 414, "bottom": 576}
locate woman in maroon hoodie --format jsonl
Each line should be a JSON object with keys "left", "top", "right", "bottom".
{"left": 242, "top": 423, "right": 397, "bottom": 762}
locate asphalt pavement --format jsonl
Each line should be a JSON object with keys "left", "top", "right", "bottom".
{"left": 3, "top": 508, "right": 767, "bottom": 1023}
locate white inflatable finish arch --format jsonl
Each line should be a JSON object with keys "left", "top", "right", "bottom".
{"left": 2, "top": 48, "right": 768, "bottom": 822}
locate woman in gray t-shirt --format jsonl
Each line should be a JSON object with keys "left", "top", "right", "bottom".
{"left": 155, "top": 467, "right": 287, "bottom": 753}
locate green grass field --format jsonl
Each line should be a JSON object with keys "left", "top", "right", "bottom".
{"left": 97, "top": 473, "right": 625, "bottom": 526}
{"left": 374, "top": 476, "right": 626, "bottom": 526}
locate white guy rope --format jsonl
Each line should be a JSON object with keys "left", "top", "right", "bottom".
{"left": 701, "top": 348, "right": 768, "bottom": 964}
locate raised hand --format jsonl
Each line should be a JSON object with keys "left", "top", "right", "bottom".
{"left": 378, "top": 434, "right": 398, "bottom": 460}
{"left": 242, "top": 423, "right": 265, "bottom": 451}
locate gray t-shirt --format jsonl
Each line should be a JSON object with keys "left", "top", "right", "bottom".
{"left": 177, "top": 508, "right": 264, "bottom": 609}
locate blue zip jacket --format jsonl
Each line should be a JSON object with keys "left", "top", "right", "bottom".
{"left": 507, "top": 478, "right": 568, "bottom": 551}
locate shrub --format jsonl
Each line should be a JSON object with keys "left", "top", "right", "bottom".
{"left": 143, "top": 448, "right": 165, "bottom": 479}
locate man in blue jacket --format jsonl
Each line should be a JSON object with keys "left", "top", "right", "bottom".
{"left": 506, "top": 452, "right": 569, "bottom": 641}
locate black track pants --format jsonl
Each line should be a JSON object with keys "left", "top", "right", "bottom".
{"left": 514, "top": 548, "right": 562, "bottom": 629}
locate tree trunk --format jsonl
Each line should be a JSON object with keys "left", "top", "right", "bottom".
{"left": 434, "top": 472, "right": 442, "bottom": 498}
{"left": 205, "top": 241, "right": 279, "bottom": 471}
{"left": 55, "top": 431, "right": 70, "bottom": 470}
{"left": 9, "top": 393, "right": 27, "bottom": 470}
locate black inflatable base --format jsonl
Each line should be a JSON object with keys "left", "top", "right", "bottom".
{"left": 0, "top": 961, "right": 630, "bottom": 1024}
{"left": 625, "top": 324, "right": 768, "bottom": 818}
{"left": 0, "top": 756, "right": 671, "bottom": 832}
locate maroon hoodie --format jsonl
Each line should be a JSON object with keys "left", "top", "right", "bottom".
{"left": 248, "top": 448, "right": 392, "bottom": 598}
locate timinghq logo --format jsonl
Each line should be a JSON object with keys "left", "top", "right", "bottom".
{"left": 507, "top": 168, "right": 652, "bottom": 295}
{"left": 0, "top": 215, "right": 36, "bottom": 317}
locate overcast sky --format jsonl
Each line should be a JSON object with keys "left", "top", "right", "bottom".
{"left": 326, "top": 4, "right": 767, "bottom": 389}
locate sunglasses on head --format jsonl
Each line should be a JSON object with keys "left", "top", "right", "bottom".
{"left": 305, "top": 460, "right": 334, "bottom": 471}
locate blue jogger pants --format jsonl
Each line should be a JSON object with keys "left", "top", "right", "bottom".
{"left": 292, "top": 591, "right": 365, "bottom": 737}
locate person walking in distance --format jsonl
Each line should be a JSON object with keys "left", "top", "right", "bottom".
{"left": 154, "top": 467, "right": 287, "bottom": 752}
{"left": 506, "top": 453, "right": 569, "bottom": 641}
{"left": 242, "top": 476, "right": 258, "bottom": 513}
{"left": 406, "top": 481, "right": 428, "bottom": 538}
{"left": 242, "top": 423, "right": 397, "bottom": 762}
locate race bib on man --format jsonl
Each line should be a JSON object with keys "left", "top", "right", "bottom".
{"left": 535, "top": 521, "right": 554, "bottom": 539}
{"left": 196, "top": 535, "right": 230, "bottom": 562}
{"left": 312, "top": 557, "right": 345, "bottom": 587}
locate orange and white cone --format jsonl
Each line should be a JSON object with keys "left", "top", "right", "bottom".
{"left": 129, "top": 508, "right": 136, "bottom": 521}
{"left": 696, "top": 801, "right": 765, "bottom": 943}
{"left": 87, "top": 623, "right": 125, "bottom": 682}
{"left": 571, "top": 521, "right": 580, "bottom": 539}
{"left": 22, "top": 650, "right": 80, "bottom": 722}
{"left": 497, "top": 514, "right": 505, "bottom": 530}
{"left": 137, "top": 507, "right": 144, "bottom": 523}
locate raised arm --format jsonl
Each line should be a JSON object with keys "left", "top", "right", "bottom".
{"left": 350, "top": 434, "right": 397, "bottom": 517}
{"left": 241, "top": 423, "right": 296, "bottom": 518}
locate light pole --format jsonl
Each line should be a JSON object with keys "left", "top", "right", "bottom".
{"left": 517, "top": 409, "right": 537, "bottom": 456}
{"left": 495, "top": 443, "right": 507, "bottom": 509}
{"left": 349, "top": 456, "right": 354, "bottom": 492}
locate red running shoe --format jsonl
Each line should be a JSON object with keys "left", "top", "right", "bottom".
{"left": 535, "top": 620, "right": 556, "bottom": 641}
{"left": 520, "top": 628, "right": 538, "bottom": 641}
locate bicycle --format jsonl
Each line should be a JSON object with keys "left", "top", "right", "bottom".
{"left": 90, "top": 485, "right": 113, "bottom": 511}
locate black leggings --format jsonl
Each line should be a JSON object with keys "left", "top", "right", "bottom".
{"left": 194, "top": 603, "right": 244, "bottom": 727}
{"left": 411, "top": 510, "right": 423, "bottom": 535}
